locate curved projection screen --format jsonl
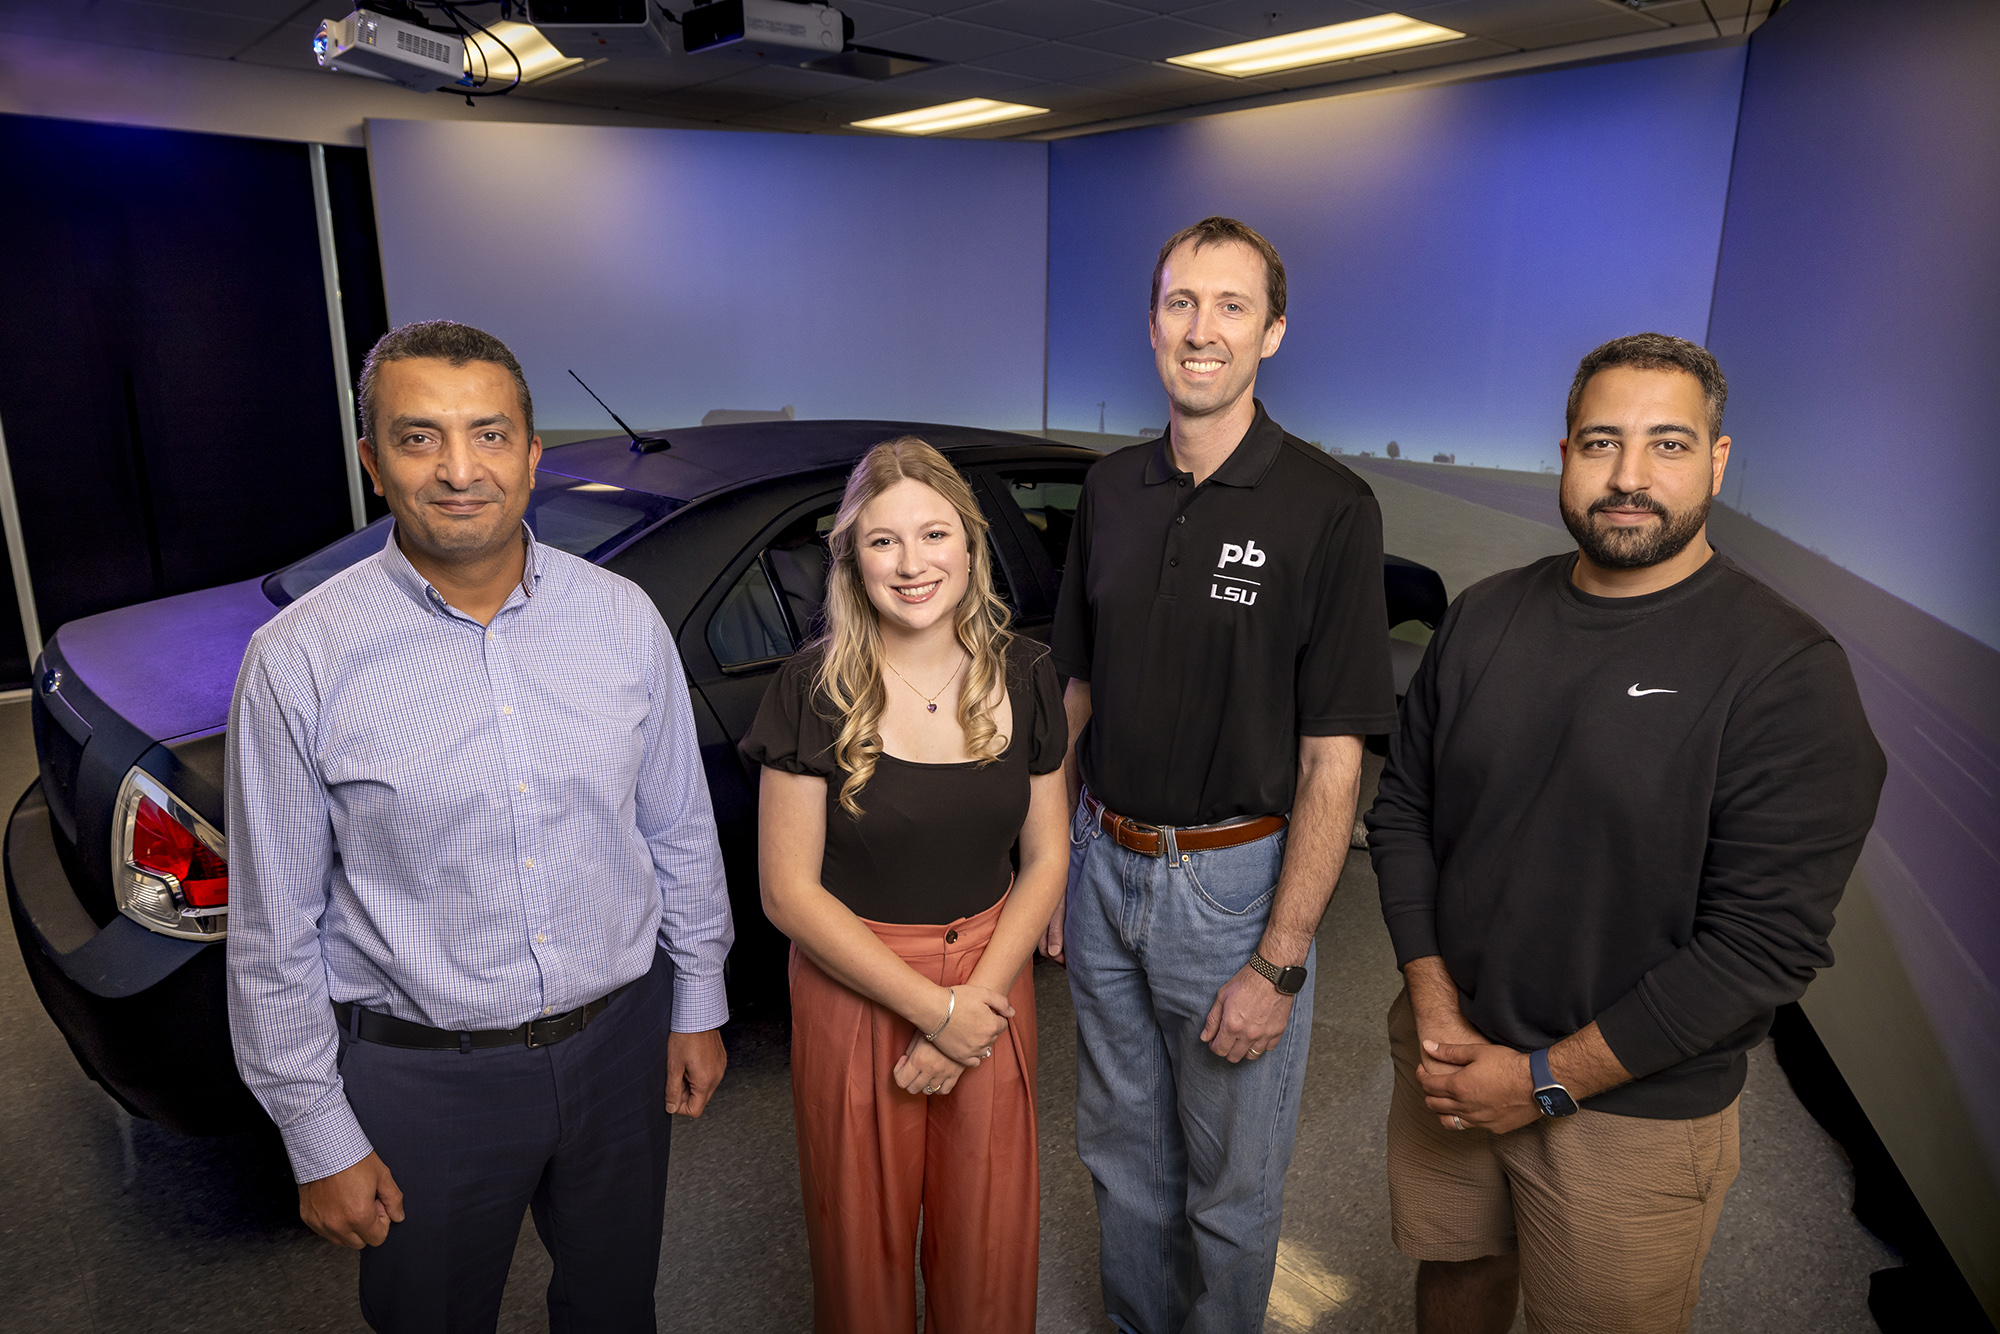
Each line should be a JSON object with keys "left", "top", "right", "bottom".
{"left": 365, "top": 118, "right": 1049, "bottom": 436}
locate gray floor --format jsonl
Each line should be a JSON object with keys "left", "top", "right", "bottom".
{"left": 0, "top": 701, "right": 1895, "bottom": 1332}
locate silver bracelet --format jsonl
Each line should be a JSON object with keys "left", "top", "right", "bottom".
{"left": 924, "top": 988, "right": 956, "bottom": 1044}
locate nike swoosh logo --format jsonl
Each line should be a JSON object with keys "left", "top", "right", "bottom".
{"left": 1627, "top": 684, "right": 1678, "bottom": 697}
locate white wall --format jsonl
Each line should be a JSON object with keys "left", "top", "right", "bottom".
{"left": 366, "top": 118, "right": 1049, "bottom": 432}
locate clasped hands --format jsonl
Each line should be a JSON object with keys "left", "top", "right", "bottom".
{"left": 892, "top": 982, "right": 1012, "bottom": 1097}
{"left": 1414, "top": 1009, "right": 1540, "bottom": 1135}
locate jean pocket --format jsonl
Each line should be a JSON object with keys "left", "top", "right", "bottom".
{"left": 1181, "top": 830, "right": 1285, "bottom": 916}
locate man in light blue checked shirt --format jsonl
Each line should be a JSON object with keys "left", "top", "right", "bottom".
{"left": 226, "top": 320, "right": 732, "bottom": 1333}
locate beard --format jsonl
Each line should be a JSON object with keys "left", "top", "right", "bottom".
{"left": 1560, "top": 487, "right": 1710, "bottom": 570}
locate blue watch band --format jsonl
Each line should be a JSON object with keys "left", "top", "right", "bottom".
{"left": 1529, "top": 1047, "right": 1556, "bottom": 1091}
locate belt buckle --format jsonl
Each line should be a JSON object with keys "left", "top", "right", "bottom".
{"left": 525, "top": 1016, "right": 549, "bottom": 1048}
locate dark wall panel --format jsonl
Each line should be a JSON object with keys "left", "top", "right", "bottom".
{"left": 0, "top": 114, "right": 353, "bottom": 641}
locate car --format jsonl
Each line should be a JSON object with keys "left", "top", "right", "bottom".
{"left": 6, "top": 419, "right": 1448, "bottom": 1135}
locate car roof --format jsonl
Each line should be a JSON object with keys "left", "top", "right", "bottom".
{"left": 535, "top": 420, "right": 1094, "bottom": 499}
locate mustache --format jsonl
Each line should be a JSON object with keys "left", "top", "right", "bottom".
{"left": 1586, "top": 490, "right": 1668, "bottom": 518}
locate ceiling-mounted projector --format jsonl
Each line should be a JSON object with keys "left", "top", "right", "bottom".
{"left": 683, "top": 0, "right": 850, "bottom": 63}
{"left": 525, "top": 0, "right": 673, "bottom": 58}
{"left": 313, "top": 9, "right": 465, "bottom": 91}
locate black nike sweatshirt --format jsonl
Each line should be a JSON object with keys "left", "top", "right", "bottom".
{"left": 1366, "top": 551, "right": 1886, "bottom": 1118}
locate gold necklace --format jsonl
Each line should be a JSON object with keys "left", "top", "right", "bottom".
{"left": 884, "top": 651, "right": 967, "bottom": 714}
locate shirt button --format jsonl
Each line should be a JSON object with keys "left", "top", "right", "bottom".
{"left": 1177, "top": 478, "right": 1187, "bottom": 487}
{"left": 1169, "top": 558, "right": 1179, "bottom": 567}
{"left": 525, "top": 858, "right": 535, "bottom": 869}
{"left": 544, "top": 1006, "right": 554, "bottom": 1015}
{"left": 535, "top": 933, "right": 546, "bottom": 943}
{"left": 1176, "top": 514, "right": 1185, "bottom": 524}
{"left": 517, "top": 783, "right": 527, "bottom": 794}
{"left": 486, "top": 631, "right": 494, "bottom": 641}
{"left": 502, "top": 706, "right": 513, "bottom": 715}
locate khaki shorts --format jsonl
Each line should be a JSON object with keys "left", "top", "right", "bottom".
{"left": 1385, "top": 988, "right": 1740, "bottom": 1334}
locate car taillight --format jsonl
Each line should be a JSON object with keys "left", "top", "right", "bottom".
{"left": 112, "top": 767, "right": 228, "bottom": 941}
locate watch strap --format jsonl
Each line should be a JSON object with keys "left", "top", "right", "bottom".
{"left": 1247, "top": 952, "right": 1282, "bottom": 987}
{"left": 1529, "top": 1046, "right": 1556, "bottom": 1091}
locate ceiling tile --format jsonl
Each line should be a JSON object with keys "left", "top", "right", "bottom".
{"left": 1507, "top": 10, "right": 1659, "bottom": 47}
{"left": 966, "top": 39, "right": 1141, "bottom": 80}
{"left": 860, "top": 14, "right": 1044, "bottom": 61}
{"left": 1400, "top": 0, "right": 1628, "bottom": 41}
{"left": 1068, "top": 59, "right": 1264, "bottom": 102}
{"left": 1064, "top": 16, "right": 1253, "bottom": 62}
{"left": 853, "top": 60, "right": 1046, "bottom": 99}
{"left": 1172, "top": 0, "right": 1391, "bottom": 41}
{"left": 950, "top": 0, "right": 1138, "bottom": 41}
{"left": 0, "top": 0, "right": 271, "bottom": 58}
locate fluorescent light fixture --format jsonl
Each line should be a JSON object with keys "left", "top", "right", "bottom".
{"left": 1167, "top": 13, "right": 1463, "bottom": 78}
{"left": 463, "top": 19, "right": 585, "bottom": 85}
{"left": 851, "top": 98, "right": 1050, "bottom": 135}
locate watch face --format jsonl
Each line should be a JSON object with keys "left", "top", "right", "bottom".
{"left": 1277, "top": 966, "right": 1308, "bottom": 995}
{"left": 1534, "top": 1086, "right": 1580, "bottom": 1118}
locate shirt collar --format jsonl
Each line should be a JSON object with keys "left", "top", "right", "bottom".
{"left": 378, "top": 520, "right": 542, "bottom": 618}
{"left": 1141, "top": 399, "right": 1286, "bottom": 489}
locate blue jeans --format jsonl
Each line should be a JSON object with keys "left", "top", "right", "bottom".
{"left": 1066, "top": 799, "right": 1316, "bottom": 1334}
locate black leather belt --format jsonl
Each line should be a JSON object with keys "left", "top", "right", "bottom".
{"left": 334, "top": 982, "right": 631, "bottom": 1053}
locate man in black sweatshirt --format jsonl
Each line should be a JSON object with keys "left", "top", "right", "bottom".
{"left": 1365, "top": 333, "right": 1885, "bottom": 1334}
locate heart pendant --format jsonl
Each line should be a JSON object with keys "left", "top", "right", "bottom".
{"left": 927, "top": 703, "right": 938, "bottom": 713}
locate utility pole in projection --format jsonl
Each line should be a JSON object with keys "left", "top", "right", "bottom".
{"left": 1098, "top": 401, "right": 1106, "bottom": 434}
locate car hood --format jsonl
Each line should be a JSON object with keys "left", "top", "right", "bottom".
{"left": 54, "top": 578, "right": 276, "bottom": 742}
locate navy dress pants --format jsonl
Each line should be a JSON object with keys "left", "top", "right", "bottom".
{"left": 336, "top": 947, "right": 676, "bottom": 1334}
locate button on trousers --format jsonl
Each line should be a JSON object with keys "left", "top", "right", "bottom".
{"left": 787, "top": 894, "right": 1039, "bottom": 1334}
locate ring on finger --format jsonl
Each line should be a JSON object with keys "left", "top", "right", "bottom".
{"left": 1247, "top": 1047, "right": 1262, "bottom": 1060}
{"left": 1451, "top": 1115, "right": 1466, "bottom": 1131}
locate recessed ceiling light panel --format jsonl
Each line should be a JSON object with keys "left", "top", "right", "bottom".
{"left": 851, "top": 99, "right": 1051, "bottom": 135}
{"left": 1167, "top": 13, "right": 1464, "bottom": 78}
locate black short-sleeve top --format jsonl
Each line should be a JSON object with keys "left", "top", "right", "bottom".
{"left": 739, "top": 635, "right": 1066, "bottom": 925}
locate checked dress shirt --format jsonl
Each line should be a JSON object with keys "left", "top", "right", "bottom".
{"left": 225, "top": 526, "right": 732, "bottom": 1182}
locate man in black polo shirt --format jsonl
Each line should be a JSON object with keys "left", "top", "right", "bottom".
{"left": 1048, "top": 216, "right": 1398, "bottom": 1334}
{"left": 1366, "top": 334, "right": 1884, "bottom": 1333}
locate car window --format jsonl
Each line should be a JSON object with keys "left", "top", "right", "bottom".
{"left": 708, "top": 506, "right": 838, "bottom": 672}
{"left": 707, "top": 563, "right": 792, "bottom": 669}
{"left": 262, "top": 474, "right": 682, "bottom": 608}
{"left": 999, "top": 470, "right": 1086, "bottom": 580}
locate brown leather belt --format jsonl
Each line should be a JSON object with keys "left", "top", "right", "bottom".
{"left": 1081, "top": 789, "right": 1286, "bottom": 859}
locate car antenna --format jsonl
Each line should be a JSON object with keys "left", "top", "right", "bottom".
{"left": 568, "top": 369, "right": 671, "bottom": 454}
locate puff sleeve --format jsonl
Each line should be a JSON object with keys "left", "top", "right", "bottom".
{"left": 1025, "top": 644, "right": 1068, "bottom": 776}
{"left": 738, "top": 652, "right": 838, "bottom": 777}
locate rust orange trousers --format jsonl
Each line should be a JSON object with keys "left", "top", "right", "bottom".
{"left": 788, "top": 894, "right": 1039, "bottom": 1334}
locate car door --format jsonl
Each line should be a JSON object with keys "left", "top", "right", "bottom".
{"left": 964, "top": 462, "right": 1092, "bottom": 636}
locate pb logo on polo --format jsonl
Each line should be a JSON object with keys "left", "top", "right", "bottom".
{"left": 1212, "top": 539, "right": 1264, "bottom": 606}
{"left": 1218, "top": 540, "right": 1266, "bottom": 569}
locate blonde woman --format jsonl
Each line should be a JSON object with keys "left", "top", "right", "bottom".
{"left": 741, "top": 437, "right": 1068, "bottom": 1333}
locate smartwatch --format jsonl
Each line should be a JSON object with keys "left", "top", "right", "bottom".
{"left": 1529, "top": 1048, "right": 1579, "bottom": 1118}
{"left": 1248, "top": 952, "right": 1309, "bottom": 996}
